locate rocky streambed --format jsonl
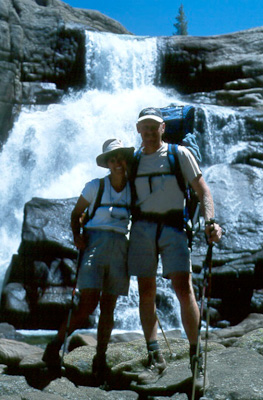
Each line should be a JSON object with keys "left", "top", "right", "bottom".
{"left": 0, "top": 313, "right": 263, "bottom": 399}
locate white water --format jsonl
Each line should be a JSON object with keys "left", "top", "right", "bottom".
{"left": 0, "top": 31, "right": 246, "bottom": 332}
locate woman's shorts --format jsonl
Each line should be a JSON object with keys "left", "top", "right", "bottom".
{"left": 128, "top": 220, "right": 191, "bottom": 278}
{"left": 77, "top": 229, "right": 129, "bottom": 296}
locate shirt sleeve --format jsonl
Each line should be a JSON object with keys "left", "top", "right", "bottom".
{"left": 178, "top": 145, "right": 202, "bottom": 184}
{"left": 81, "top": 178, "right": 100, "bottom": 204}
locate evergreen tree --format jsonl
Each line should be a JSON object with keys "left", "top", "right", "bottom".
{"left": 173, "top": 4, "right": 188, "bottom": 35}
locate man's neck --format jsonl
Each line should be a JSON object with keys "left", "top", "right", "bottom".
{"left": 143, "top": 141, "right": 163, "bottom": 155}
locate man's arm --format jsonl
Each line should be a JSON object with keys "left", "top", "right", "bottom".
{"left": 191, "top": 175, "right": 222, "bottom": 243}
{"left": 71, "top": 195, "right": 90, "bottom": 250}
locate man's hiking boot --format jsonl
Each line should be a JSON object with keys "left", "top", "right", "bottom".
{"left": 92, "top": 353, "right": 111, "bottom": 386}
{"left": 42, "top": 340, "right": 61, "bottom": 368}
{"left": 137, "top": 350, "right": 167, "bottom": 385}
{"left": 190, "top": 353, "right": 209, "bottom": 391}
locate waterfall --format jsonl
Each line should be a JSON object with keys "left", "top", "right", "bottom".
{"left": 0, "top": 31, "right": 248, "bottom": 332}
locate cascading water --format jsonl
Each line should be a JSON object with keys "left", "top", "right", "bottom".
{"left": 0, "top": 31, "right": 247, "bottom": 333}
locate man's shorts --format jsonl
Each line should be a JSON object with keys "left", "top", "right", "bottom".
{"left": 128, "top": 220, "right": 191, "bottom": 278}
{"left": 77, "top": 229, "right": 129, "bottom": 296}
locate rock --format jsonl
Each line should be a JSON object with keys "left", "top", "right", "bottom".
{"left": 0, "top": 323, "right": 17, "bottom": 338}
{"left": 1, "top": 283, "right": 30, "bottom": 328}
{"left": 0, "top": 373, "right": 41, "bottom": 399}
{"left": 0, "top": 338, "right": 43, "bottom": 367}
{"left": 251, "top": 290, "right": 263, "bottom": 313}
{"left": 68, "top": 333, "right": 97, "bottom": 353}
{"left": 204, "top": 313, "right": 263, "bottom": 346}
{"left": 204, "top": 348, "right": 263, "bottom": 400}
{"left": 233, "top": 327, "right": 263, "bottom": 355}
{"left": 43, "top": 377, "right": 139, "bottom": 399}
{"left": 19, "top": 197, "right": 77, "bottom": 259}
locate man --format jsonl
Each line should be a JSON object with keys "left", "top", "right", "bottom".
{"left": 128, "top": 107, "right": 222, "bottom": 387}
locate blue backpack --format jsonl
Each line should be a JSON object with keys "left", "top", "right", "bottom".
{"left": 130, "top": 104, "right": 202, "bottom": 248}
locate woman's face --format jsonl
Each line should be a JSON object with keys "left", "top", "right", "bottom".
{"left": 107, "top": 151, "right": 127, "bottom": 178}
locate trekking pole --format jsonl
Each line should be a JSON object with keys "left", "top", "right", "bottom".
{"left": 60, "top": 249, "right": 83, "bottom": 367}
{"left": 203, "top": 243, "right": 213, "bottom": 394}
{"left": 156, "top": 313, "right": 174, "bottom": 358}
{"left": 191, "top": 243, "right": 213, "bottom": 400}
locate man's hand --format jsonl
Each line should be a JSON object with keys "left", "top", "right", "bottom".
{"left": 205, "top": 220, "right": 222, "bottom": 244}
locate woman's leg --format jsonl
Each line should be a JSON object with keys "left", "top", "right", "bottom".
{"left": 43, "top": 288, "right": 100, "bottom": 365}
{"left": 96, "top": 292, "right": 118, "bottom": 358}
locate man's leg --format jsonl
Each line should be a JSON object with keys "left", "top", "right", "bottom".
{"left": 170, "top": 272, "right": 208, "bottom": 389}
{"left": 137, "top": 276, "right": 167, "bottom": 384}
{"left": 170, "top": 272, "right": 199, "bottom": 345}
{"left": 138, "top": 276, "right": 158, "bottom": 343}
{"left": 42, "top": 288, "right": 100, "bottom": 366}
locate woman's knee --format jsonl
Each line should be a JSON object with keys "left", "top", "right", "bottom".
{"left": 100, "top": 293, "right": 118, "bottom": 315}
{"left": 77, "top": 289, "right": 100, "bottom": 315}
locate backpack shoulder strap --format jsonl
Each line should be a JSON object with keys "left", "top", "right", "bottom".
{"left": 89, "top": 177, "right": 105, "bottom": 220}
{"left": 167, "top": 143, "right": 186, "bottom": 193}
{"left": 128, "top": 148, "right": 142, "bottom": 211}
{"left": 128, "top": 148, "right": 142, "bottom": 181}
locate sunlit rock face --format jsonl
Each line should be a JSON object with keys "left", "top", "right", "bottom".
{"left": 0, "top": 0, "right": 131, "bottom": 144}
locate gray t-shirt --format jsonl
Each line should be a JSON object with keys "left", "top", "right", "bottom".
{"left": 135, "top": 142, "right": 201, "bottom": 213}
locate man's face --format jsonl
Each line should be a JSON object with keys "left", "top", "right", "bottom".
{"left": 137, "top": 119, "right": 165, "bottom": 154}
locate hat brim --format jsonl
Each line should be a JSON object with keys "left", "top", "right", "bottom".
{"left": 137, "top": 115, "right": 164, "bottom": 123}
{"left": 96, "top": 147, "right": 134, "bottom": 168}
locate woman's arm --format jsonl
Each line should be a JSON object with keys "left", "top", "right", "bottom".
{"left": 71, "top": 195, "right": 90, "bottom": 250}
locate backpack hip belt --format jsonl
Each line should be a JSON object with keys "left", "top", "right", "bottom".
{"left": 132, "top": 208, "right": 184, "bottom": 231}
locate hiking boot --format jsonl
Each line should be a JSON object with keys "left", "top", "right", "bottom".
{"left": 191, "top": 353, "right": 209, "bottom": 391}
{"left": 137, "top": 350, "right": 167, "bottom": 385}
{"left": 42, "top": 340, "right": 61, "bottom": 368}
{"left": 92, "top": 353, "right": 111, "bottom": 385}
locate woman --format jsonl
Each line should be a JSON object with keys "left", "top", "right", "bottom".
{"left": 42, "top": 138, "right": 134, "bottom": 383}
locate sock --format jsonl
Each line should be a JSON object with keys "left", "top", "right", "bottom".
{"left": 190, "top": 343, "right": 203, "bottom": 359}
{"left": 147, "top": 340, "right": 160, "bottom": 352}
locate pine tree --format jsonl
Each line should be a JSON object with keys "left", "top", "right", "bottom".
{"left": 173, "top": 4, "right": 188, "bottom": 35}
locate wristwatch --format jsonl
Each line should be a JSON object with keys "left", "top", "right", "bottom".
{"left": 205, "top": 218, "right": 216, "bottom": 226}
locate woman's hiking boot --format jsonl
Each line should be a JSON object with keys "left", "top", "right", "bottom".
{"left": 92, "top": 353, "right": 111, "bottom": 386}
{"left": 42, "top": 339, "right": 62, "bottom": 369}
{"left": 190, "top": 353, "right": 209, "bottom": 391}
{"left": 137, "top": 350, "right": 167, "bottom": 385}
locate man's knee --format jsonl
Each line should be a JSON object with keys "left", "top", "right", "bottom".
{"left": 170, "top": 273, "right": 195, "bottom": 301}
{"left": 138, "top": 277, "right": 157, "bottom": 302}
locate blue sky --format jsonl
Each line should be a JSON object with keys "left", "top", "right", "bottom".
{"left": 62, "top": 0, "right": 262, "bottom": 37}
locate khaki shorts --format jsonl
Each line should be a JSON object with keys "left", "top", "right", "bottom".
{"left": 77, "top": 229, "right": 129, "bottom": 296}
{"left": 128, "top": 220, "right": 191, "bottom": 278}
